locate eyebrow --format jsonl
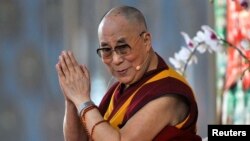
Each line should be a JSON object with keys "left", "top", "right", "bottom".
{"left": 100, "top": 38, "right": 128, "bottom": 47}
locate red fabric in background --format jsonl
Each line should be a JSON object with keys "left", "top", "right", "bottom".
{"left": 225, "top": 0, "right": 250, "bottom": 91}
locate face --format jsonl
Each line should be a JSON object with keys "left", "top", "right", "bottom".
{"left": 97, "top": 15, "right": 151, "bottom": 85}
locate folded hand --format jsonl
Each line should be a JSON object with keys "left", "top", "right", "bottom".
{"left": 55, "top": 50, "right": 91, "bottom": 107}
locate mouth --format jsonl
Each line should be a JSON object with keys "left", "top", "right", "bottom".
{"left": 116, "top": 68, "right": 128, "bottom": 75}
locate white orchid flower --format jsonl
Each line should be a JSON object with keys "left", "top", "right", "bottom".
{"left": 198, "top": 43, "right": 212, "bottom": 53}
{"left": 169, "top": 46, "right": 198, "bottom": 72}
{"left": 193, "top": 31, "right": 205, "bottom": 43}
{"left": 193, "top": 30, "right": 212, "bottom": 53}
{"left": 181, "top": 32, "right": 198, "bottom": 51}
{"left": 169, "top": 57, "right": 184, "bottom": 70}
{"left": 177, "top": 47, "right": 198, "bottom": 65}
{"left": 201, "top": 25, "right": 224, "bottom": 53}
{"left": 169, "top": 22, "right": 250, "bottom": 77}
{"left": 175, "top": 47, "right": 191, "bottom": 62}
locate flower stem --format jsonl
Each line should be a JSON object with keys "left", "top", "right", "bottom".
{"left": 220, "top": 38, "right": 250, "bottom": 62}
{"left": 182, "top": 43, "right": 201, "bottom": 75}
{"left": 220, "top": 38, "right": 250, "bottom": 79}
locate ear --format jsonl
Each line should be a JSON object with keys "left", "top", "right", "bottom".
{"left": 142, "top": 32, "right": 152, "bottom": 52}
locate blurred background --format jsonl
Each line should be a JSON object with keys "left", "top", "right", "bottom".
{"left": 2, "top": 0, "right": 247, "bottom": 140}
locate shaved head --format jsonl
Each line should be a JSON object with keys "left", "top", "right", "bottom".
{"left": 99, "top": 6, "right": 147, "bottom": 31}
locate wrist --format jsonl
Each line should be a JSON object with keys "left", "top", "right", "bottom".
{"left": 77, "top": 100, "right": 95, "bottom": 116}
{"left": 74, "top": 95, "right": 90, "bottom": 108}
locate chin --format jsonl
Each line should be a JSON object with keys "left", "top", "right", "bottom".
{"left": 115, "top": 71, "right": 138, "bottom": 84}
{"left": 121, "top": 77, "right": 141, "bottom": 86}
{"left": 118, "top": 79, "right": 130, "bottom": 84}
{"left": 117, "top": 77, "right": 133, "bottom": 85}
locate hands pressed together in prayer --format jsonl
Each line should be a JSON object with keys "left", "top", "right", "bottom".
{"left": 55, "top": 50, "right": 91, "bottom": 109}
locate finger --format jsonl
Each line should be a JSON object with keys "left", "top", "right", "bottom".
{"left": 68, "top": 51, "right": 79, "bottom": 68}
{"left": 59, "top": 53, "right": 70, "bottom": 76}
{"left": 74, "top": 65, "right": 85, "bottom": 77}
{"left": 55, "top": 62, "right": 66, "bottom": 80}
{"left": 80, "top": 65, "right": 90, "bottom": 80}
{"left": 62, "top": 51, "right": 75, "bottom": 73}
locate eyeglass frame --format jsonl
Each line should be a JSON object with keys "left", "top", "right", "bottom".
{"left": 96, "top": 31, "right": 146, "bottom": 59}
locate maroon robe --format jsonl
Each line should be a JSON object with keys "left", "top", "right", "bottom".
{"left": 99, "top": 54, "right": 202, "bottom": 141}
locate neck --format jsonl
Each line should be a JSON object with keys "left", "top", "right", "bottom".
{"left": 125, "top": 51, "right": 158, "bottom": 87}
{"left": 145, "top": 51, "right": 158, "bottom": 72}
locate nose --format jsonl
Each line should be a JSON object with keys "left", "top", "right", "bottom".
{"left": 112, "top": 51, "right": 123, "bottom": 65}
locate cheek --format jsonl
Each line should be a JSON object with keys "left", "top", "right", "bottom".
{"left": 125, "top": 54, "right": 138, "bottom": 64}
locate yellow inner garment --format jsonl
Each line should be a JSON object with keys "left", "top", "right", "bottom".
{"left": 104, "top": 68, "right": 191, "bottom": 130}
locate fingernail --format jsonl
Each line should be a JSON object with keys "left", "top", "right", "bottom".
{"left": 62, "top": 51, "right": 66, "bottom": 55}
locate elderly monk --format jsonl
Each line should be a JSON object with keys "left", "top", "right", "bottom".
{"left": 56, "top": 5, "right": 202, "bottom": 141}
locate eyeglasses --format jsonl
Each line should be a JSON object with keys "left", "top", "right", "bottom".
{"left": 96, "top": 31, "right": 146, "bottom": 59}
